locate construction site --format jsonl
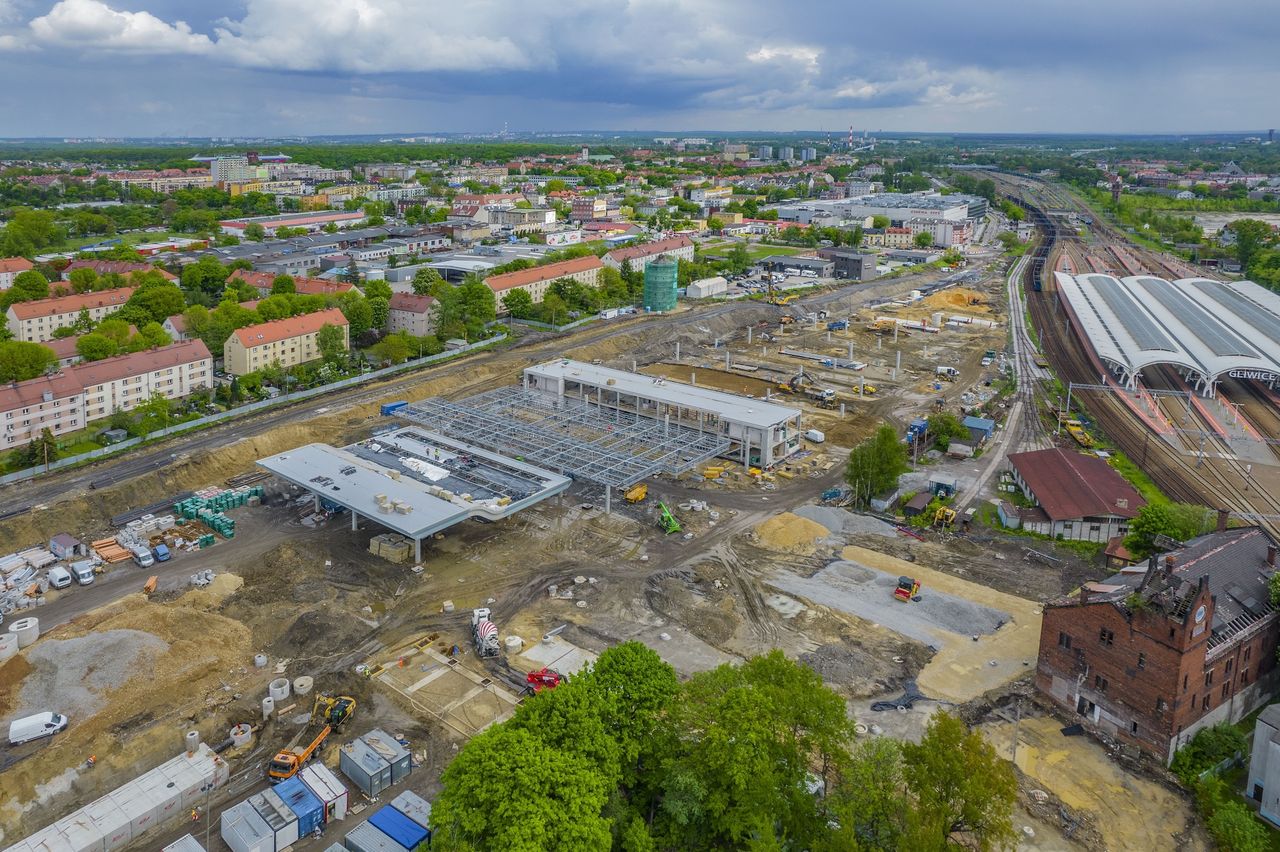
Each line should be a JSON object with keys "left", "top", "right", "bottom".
{"left": 0, "top": 238, "right": 1208, "bottom": 852}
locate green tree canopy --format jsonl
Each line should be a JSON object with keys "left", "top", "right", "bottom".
{"left": 845, "top": 423, "right": 910, "bottom": 505}
{"left": 76, "top": 332, "right": 118, "bottom": 362}
{"left": 913, "top": 231, "right": 935, "bottom": 248}
{"left": 1124, "top": 502, "right": 1217, "bottom": 558}
{"left": 1229, "top": 219, "right": 1275, "bottom": 271}
{"left": 0, "top": 340, "right": 57, "bottom": 381}
{"left": 411, "top": 267, "right": 444, "bottom": 296}
{"left": 270, "top": 275, "right": 296, "bottom": 295}
{"left": 501, "top": 287, "right": 535, "bottom": 319}
{"left": 316, "top": 323, "right": 347, "bottom": 364}
{"left": 362, "top": 278, "right": 393, "bottom": 301}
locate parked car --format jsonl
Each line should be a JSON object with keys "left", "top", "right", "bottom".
{"left": 71, "top": 561, "right": 96, "bottom": 586}
{"left": 9, "top": 712, "right": 68, "bottom": 745}
{"left": 46, "top": 567, "right": 72, "bottom": 589}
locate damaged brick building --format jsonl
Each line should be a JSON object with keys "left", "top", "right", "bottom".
{"left": 1036, "top": 524, "right": 1280, "bottom": 763}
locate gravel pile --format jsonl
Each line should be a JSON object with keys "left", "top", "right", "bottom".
{"left": 793, "top": 505, "right": 897, "bottom": 539}
{"left": 18, "top": 629, "right": 169, "bottom": 720}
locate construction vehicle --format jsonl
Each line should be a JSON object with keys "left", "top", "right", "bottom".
{"left": 935, "top": 366, "right": 960, "bottom": 382}
{"left": 933, "top": 506, "right": 957, "bottom": 528}
{"left": 624, "top": 483, "right": 648, "bottom": 503}
{"left": 778, "top": 369, "right": 838, "bottom": 408}
{"left": 269, "top": 727, "right": 332, "bottom": 782}
{"left": 826, "top": 319, "right": 848, "bottom": 331}
{"left": 525, "top": 667, "right": 563, "bottom": 693}
{"left": 778, "top": 315, "right": 795, "bottom": 325}
{"left": 769, "top": 294, "right": 799, "bottom": 307}
{"left": 1065, "top": 420, "right": 1094, "bottom": 448}
{"left": 905, "top": 418, "right": 929, "bottom": 445}
{"left": 894, "top": 576, "right": 921, "bottom": 602}
{"left": 312, "top": 694, "right": 357, "bottom": 727}
{"left": 657, "top": 503, "right": 681, "bottom": 534}
{"left": 267, "top": 693, "right": 356, "bottom": 782}
{"left": 472, "top": 608, "right": 500, "bottom": 658}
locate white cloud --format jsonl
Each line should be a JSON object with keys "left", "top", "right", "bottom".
{"left": 746, "top": 44, "right": 821, "bottom": 72}
{"left": 27, "top": 0, "right": 212, "bottom": 53}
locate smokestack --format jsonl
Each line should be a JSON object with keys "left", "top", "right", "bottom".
{"left": 1268, "top": 545, "right": 1277, "bottom": 568}
{"left": 1217, "top": 509, "right": 1230, "bottom": 532}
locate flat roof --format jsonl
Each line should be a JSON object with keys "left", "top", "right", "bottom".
{"left": 525, "top": 359, "right": 800, "bottom": 430}
{"left": 1055, "top": 272, "right": 1280, "bottom": 386}
{"left": 257, "top": 428, "right": 570, "bottom": 540}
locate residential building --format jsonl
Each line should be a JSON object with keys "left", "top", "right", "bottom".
{"left": 162, "top": 314, "right": 188, "bottom": 341}
{"left": 880, "top": 227, "right": 914, "bottom": 248}
{"left": 907, "top": 217, "right": 972, "bottom": 248}
{"left": 228, "top": 269, "right": 354, "bottom": 298}
{"left": 386, "top": 293, "right": 436, "bottom": 337}
{"left": 226, "top": 179, "right": 306, "bottom": 198}
{"left": 0, "top": 340, "right": 212, "bottom": 447}
{"left": 60, "top": 260, "right": 176, "bottom": 282}
{"left": 223, "top": 308, "right": 350, "bottom": 376}
{"left": 1037, "top": 525, "right": 1280, "bottom": 763}
{"left": 603, "top": 236, "right": 695, "bottom": 272}
{"left": 485, "top": 256, "right": 604, "bottom": 313}
{"left": 0, "top": 373, "right": 86, "bottom": 447}
{"left": 571, "top": 196, "right": 609, "bottom": 222}
{"left": 219, "top": 210, "right": 367, "bottom": 237}
{"left": 104, "top": 168, "right": 213, "bottom": 193}
{"left": 7, "top": 287, "right": 136, "bottom": 342}
{"left": 800, "top": 147, "right": 818, "bottom": 162}
{"left": 209, "top": 156, "right": 256, "bottom": 185}
{"left": 74, "top": 340, "right": 213, "bottom": 421}
{"left": 0, "top": 257, "right": 35, "bottom": 289}
{"left": 689, "top": 186, "right": 733, "bottom": 204}
{"left": 1007, "top": 447, "right": 1144, "bottom": 542}
{"left": 490, "top": 207, "right": 557, "bottom": 234}
{"left": 722, "top": 143, "right": 750, "bottom": 159}
{"left": 756, "top": 146, "right": 774, "bottom": 160}
{"left": 779, "top": 146, "right": 795, "bottom": 161}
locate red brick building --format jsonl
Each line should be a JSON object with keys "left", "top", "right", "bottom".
{"left": 1036, "top": 525, "right": 1280, "bottom": 763}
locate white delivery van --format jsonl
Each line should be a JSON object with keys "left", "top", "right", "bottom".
{"left": 71, "top": 561, "right": 96, "bottom": 586}
{"left": 46, "top": 566, "right": 72, "bottom": 589}
{"left": 9, "top": 712, "right": 68, "bottom": 745}
{"left": 132, "top": 548, "right": 154, "bottom": 568}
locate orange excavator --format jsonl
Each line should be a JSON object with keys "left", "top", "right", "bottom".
{"left": 267, "top": 695, "right": 356, "bottom": 782}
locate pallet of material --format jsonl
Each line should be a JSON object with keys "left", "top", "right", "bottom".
{"left": 91, "top": 537, "right": 133, "bottom": 563}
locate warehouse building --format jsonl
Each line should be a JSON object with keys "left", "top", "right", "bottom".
{"left": 1007, "top": 448, "right": 1145, "bottom": 543}
{"left": 816, "top": 248, "right": 877, "bottom": 280}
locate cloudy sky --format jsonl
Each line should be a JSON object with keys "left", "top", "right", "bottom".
{"left": 0, "top": 0, "right": 1274, "bottom": 137}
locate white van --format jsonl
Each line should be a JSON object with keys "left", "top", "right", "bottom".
{"left": 132, "top": 548, "right": 154, "bottom": 568}
{"left": 71, "top": 561, "right": 95, "bottom": 586}
{"left": 46, "top": 567, "right": 72, "bottom": 589}
{"left": 9, "top": 712, "right": 68, "bottom": 745}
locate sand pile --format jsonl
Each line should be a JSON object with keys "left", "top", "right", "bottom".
{"left": 753, "top": 512, "right": 831, "bottom": 554}
{"left": 921, "top": 287, "right": 988, "bottom": 312}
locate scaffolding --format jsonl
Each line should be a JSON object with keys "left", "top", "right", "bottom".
{"left": 399, "top": 388, "right": 732, "bottom": 491}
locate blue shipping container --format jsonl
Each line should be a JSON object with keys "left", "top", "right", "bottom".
{"left": 368, "top": 806, "right": 430, "bottom": 850}
{"left": 275, "top": 775, "right": 324, "bottom": 836}
{"left": 380, "top": 402, "right": 408, "bottom": 416}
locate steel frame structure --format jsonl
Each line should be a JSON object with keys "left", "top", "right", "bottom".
{"left": 400, "top": 388, "right": 732, "bottom": 489}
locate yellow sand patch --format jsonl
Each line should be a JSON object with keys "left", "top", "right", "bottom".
{"left": 755, "top": 513, "right": 830, "bottom": 554}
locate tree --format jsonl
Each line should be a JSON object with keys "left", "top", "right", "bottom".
{"left": 502, "top": 288, "right": 534, "bottom": 319}
{"left": 124, "top": 281, "right": 185, "bottom": 325}
{"left": 135, "top": 392, "right": 173, "bottom": 435}
{"left": 1229, "top": 219, "right": 1275, "bottom": 272}
{"left": 849, "top": 225, "right": 864, "bottom": 247}
{"left": 927, "top": 412, "right": 969, "bottom": 450}
{"left": 411, "top": 267, "right": 443, "bottom": 296}
{"left": 368, "top": 296, "right": 390, "bottom": 331}
{"left": 0, "top": 339, "right": 54, "bottom": 382}
{"left": 540, "top": 292, "right": 568, "bottom": 326}
{"left": 337, "top": 292, "right": 373, "bottom": 337}
{"left": 0, "top": 208, "right": 64, "bottom": 256}
{"left": 362, "top": 278, "right": 393, "bottom": 301}
{"left": 76, "top": 333, "right": 118, "bottom": 362}
{"left": 68, "top": 267, "right": 99, "bottom": 293}
{"left": 342, "top": 258, "right": 361, "bottom": 285}
{"left": 133, "top": 322, "right": 172, "bottom": 350}
{"left": 316, "top": 323, "right": 347, "bottom": 365}
{"left": 271, "top": 275, "right": 296, "bottom": 295}
{"left": 180, "top": 255, "right": 229, "bottom": 296}
{"left": 243, "top": 222, "right": 266, "bottom": 242}
{"left": 1124, "top": 502, "right": 1217, "bottom": 557}
{"left": 1205, "top": 798, "right": 1269, "bottom": 852}
{"left": 430, "top": 727, "right": 612, "bottom": 852}
{"left": 95, "top": 317, "right": 132, "bottom": 346}
{"left": 370, "top": 332, "right": 411, "bottom": 365}
{"left": 871, "top": 215, "right": 890, "bottom": 229}
{"left": 9, "top": 270, "right": 50, "bottom": 303}
{"left": 9, "top": 428, "right": 59, "bottom": 471}
{"left": 591, "top": 642, "right": 678, "bottom": 784}
{"left": 901, "top": 712, "right": 1017, "bottom": 852}
{"left": 845, "top": 424, "right": 910, "bottom": 504}
{"left": 706, "top": 216, "right": 724, "bottom": 232}
{"left": 913, "top": 231, "right": 935, "bottom": 248}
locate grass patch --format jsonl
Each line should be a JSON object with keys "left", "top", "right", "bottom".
{"left": 747, "top": 244, "right": 810, "bottom": 260}
{"left": 61, "top": 439, "right": 103, "bottom": 455}
{"left": 1107, "top": 451, "right": 1170, "bottom": 506}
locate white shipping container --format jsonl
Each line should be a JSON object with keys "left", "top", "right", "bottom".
{"left": 248, "top": 787, "right": 300, "bottom": 850}
{"left": 220, "top": 802, "right": 273, "bottom": 852}
{"left": 300, "top": 764, "right": 349, "bottom": 823}
{"left": 57, "top": 810, "right": 109, "bottom": 852}
{"left": 162, "top": 835, "right": 206, "bottom": 852}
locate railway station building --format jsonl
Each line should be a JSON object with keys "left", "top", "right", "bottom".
{"left": 1054, "top": 272, "right": 1280, "bottom": 397}
{"left": 1037, "top": 525, "right": 1280, "bottom": 763}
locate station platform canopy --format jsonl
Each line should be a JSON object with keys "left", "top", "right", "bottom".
{"left": 1054, "top": 272, "right": 1280, "bottom": 395}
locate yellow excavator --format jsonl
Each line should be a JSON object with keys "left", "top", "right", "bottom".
{"left": 267, "top": 695, "right": 356, "bottom": 782}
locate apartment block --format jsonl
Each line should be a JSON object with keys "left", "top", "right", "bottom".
{"left": 7, "top": 287, "right": 136, "bottom": 342}
{"left": 485, "top": 256, "right": 604, "bottom": 313}
{"left": 74, "top": 340, "right": 214, "bottom": 422}
{"left": 386, "top": 293, "right": 436, "bottom": 337}
{"left": 223, "top": 308, "right": 350, "bottom": 376}
{"left": 0, "top": 374, "right": 86, "bottom": 447}
{"left": 603, "top": 236, "right": 695, "bottom": 272}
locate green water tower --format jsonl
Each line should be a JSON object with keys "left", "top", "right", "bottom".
{"left": 643, "top": 254, "right": 679, "bottom": 312}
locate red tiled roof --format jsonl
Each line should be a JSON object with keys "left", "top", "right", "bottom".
{"left": 0, "top": 372, "right": 83, "bottom": 413}
{"left": 0, "top": 257, "right": 34, "bottom": 275}
{"left": 388, "top": 293, "right": 435, "bottom": 314}
{"left": 1008, "top": 448, "right": 1146, "bottom": 521}
{"left": 232, "top": 308, "right": 348, "bottom": 348}
{"left": 8, "top": 287, "right": 136, "bottom": 320}
{"left": 229, "top": 269, "right": 353, "bottom": 296}
{"left": 165, "top": 314, "right": 187, "bottom": 333}
{"left": 68, "top": 339, "right": 212, "bottom": 387}
{"left": 484, "top": 256, "right": 603, "bottom": 293}
{"left": 605, "top": 236, "right": 693, "bottom": 264}
{"left": 62, "top": 260, "right": 176, "bottom": 281}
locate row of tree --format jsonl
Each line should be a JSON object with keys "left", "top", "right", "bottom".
{"left": 430, "top": 644, "right": 1016, "bottom": 851}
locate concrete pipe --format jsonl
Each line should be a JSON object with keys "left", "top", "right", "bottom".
{"left": 261, "top": 696, "right": 276, "bottom": 720}
{"left": 253, "top": 653, "right": 268, "bottom": 668}
{"left": 267, "top": 678, "right": 290, "bottom": 702}
{"left": 504, "top": 635, "right": 523, "bottom": 652}
{"left": 8, "top": 617, "right": 38, "bottom": 648}
{"left": 229, "top": 723, "right": 253, "bottom": 747}
{"left": 185, "top": 730, "right": 200, "bottom": 755}
{"left": 0, "top": 632, "right": 16, "bottom": 662}
{"left": 292, "top": 676, "right": 314, "bottom": 696}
